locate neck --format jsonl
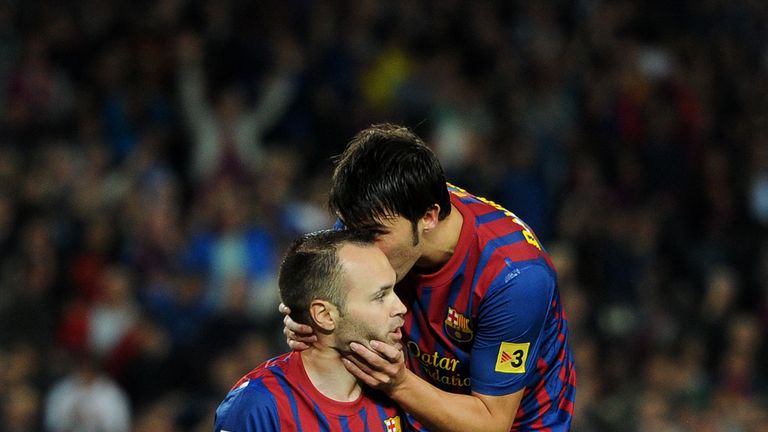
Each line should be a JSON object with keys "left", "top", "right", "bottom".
{"left": 301, "top": 341, "right": 361, "bottom": 402}
{"left": 417, "top": 203, "right": 463, "bottom": 270}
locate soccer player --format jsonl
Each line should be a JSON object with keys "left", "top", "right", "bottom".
{"left": 282, "top": 124, "right": 576, "bottom": 431}
{"left": 215, "top": 229, "right": 417, "bottom": 431}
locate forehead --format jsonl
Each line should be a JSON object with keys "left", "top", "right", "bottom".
{"left": 337, "top": 243, "right": 395, "bottom": 289}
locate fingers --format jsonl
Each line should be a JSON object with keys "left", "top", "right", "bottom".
{"left": 286, "top": 339, "right": 311, "bottom": 351}
{"left": 283, "top": 314, "right": 314, "bottom": 335}
{"left": 345, "top": 353, "right": 378, "bottom": 376}
{"left": 349, "top": 342, "right": 384, "bottom": 365}
{"left": 342, "top": 354, "right": 395, "bottom": 387}
{"left": 282, "top": 309, "right": 316, "bottom": 352}
{"left": 283, "top": 328, "right": 317, "bottom": 344}
{"left": 370, "top": 340, "right": 404, "bottom": 363}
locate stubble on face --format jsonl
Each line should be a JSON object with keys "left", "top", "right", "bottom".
{"left": 334, "top": 312, "right": 403, "bottom": 353}
{"left": 377, "top": 220, "right": 423, "bottom": 283}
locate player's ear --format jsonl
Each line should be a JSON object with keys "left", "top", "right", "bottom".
{"left": 421, "top": 204, "right": 440, "bottom": 232}
{"left": 309, "top": 299, "right": 337, "bottom": 332}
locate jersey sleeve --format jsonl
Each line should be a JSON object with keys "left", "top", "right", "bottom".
{"left": 214, "top": 380, "right": 281, "bottom": 432}
{"left": 470, "top": 262, "right": 555, "bottom": 396}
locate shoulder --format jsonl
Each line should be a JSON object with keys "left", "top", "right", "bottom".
{"left": 477, "top": 262, "right": 556, "bottom": 329}
{"left": 451, "top": 189, "right": 548, "bottom": 261}
{"left": 474, "top": 263, "right": 556, "bottom": 341}
{"left": 485, "top": 261, "right": 556, "bottom": 302}
{"left": 472, "top": 227, "right": 556, "bottom": 296}
{"left": 215, "top": 376, "right": 281, "bottom": 431}
{"left": 219, "top": 353, "right": 293, "bottom": 409}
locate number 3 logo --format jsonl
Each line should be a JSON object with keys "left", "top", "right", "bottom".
{"left": 495, "top": 342, "right": 530, "bottom": 374}
{"left": 510, "top": 350, "right": 524, "bottom": 367}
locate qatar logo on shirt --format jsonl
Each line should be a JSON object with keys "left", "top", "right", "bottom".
{"left": 384, "top": 416, "right": 402, "bottom": 432}
{"left": 444, "top": 306, "right": 474, "bottom": 342}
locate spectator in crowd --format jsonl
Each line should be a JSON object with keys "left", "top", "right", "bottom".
{"left": 44, "top": 353, "right": 131, "bottom": 432}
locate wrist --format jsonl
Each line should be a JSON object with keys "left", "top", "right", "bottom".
{"left": 388, "top": 369, "right": 413, "bottom": 400}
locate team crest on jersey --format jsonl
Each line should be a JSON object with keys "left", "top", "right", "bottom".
{"left": 384, "top": 416, "right": 402, "bottom": 432}
{"left": 444, "top": 307, "right": 473, "bottom": 342}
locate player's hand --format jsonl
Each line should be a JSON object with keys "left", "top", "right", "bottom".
{"left": 279, "top": 303, "right": 316, "bottom": 350}
{"left": 342, "top": 340, "right": 406, "bottom": 394}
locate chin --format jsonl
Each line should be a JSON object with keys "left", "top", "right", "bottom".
{"left": 388, "top": 340, "right": 403, "bottom": 351}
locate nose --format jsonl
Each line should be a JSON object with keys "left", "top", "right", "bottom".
{"left": 392, "top": 293, "right": 407, "bottom": 317}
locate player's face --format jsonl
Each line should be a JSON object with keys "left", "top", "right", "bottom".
{"left": 334, "top": 243, "right": 407, "bottom": 351}
{"left": 371, "top": 216, "right": 423, "bottom": 283}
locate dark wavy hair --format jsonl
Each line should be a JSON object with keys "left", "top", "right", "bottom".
{"left": 278, "top": 229, "right": 373, "bottom": 326}
{"left": 329, "top": 124, "right": 451, "bottom": 234}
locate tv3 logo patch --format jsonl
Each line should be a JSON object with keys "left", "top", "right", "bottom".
{"left": 495, "top": 342, "right": 530, "bottom": 373}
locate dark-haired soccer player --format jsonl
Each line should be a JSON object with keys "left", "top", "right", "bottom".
{"left": 283, "top": 124, "right": 576, "bottom": 431}
{"left": 215, "top": 229, "right": 419, "bottom": 432}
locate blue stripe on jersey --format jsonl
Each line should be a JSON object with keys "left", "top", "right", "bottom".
{"left": 418, "top": 286, "right": 433, "bottom": 316}
{"left": 457, "top": 196, "right": 480, "bottom": 205}
{"left": 339, "top": 414, "right": 351, "bottom": 432}
{"left": 408, "top": 287, "right": 430, "bottom": 347}
{"left": 271, "top": 365, "right": 303, "bottom": 431}
{"left": 359, "top": 407, "right": 370, "bottom": 432}
{"left": 476, "top": 210, "right": 508, "bottom": 225}
{"left": 441, "top": 339, "right": 471, "bottom": 376}
{"left": 471, "top": 231, "right": 527, "bottom": 291}
{"left": 248, "top": 378, "right": 280, "bottom": 422}
{"left": 446, "top": 255, "right": 469, "bottom": 311}
{"left": 407, "top": 310, "right": 423, "bottom": 346}
{"left": 374, "top": 405, "right": 389, "bottom": 427}
{"left": 312, "top": 401, "right": 331, "bottom": 432}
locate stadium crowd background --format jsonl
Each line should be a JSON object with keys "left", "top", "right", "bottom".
{"left": 0, "top": 0, "right": 767, "bottom": 430}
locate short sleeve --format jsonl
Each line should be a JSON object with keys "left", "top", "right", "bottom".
{"left": 470, "top": 263, "right": 555, "bottom": 396}
{"left": 214, "top": 381, "right": 281, "bottom": 432}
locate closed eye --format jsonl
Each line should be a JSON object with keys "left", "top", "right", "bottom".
{"left": 372, "top": 286, "right": 393, "bottom": 302}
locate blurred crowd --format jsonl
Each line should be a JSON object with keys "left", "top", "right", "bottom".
{"left": 0, "top": 0, "right": 767, "bottom": 431}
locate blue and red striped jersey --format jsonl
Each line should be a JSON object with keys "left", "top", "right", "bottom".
{"left": 215, "top": 351, "right": 415, "bottom": 432}
{"left": 398, "top": 185, "right": 576, "bottom": 431}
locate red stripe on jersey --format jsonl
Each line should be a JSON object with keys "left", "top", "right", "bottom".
{"left": 495, "top": 242, "right": 543, "bottom": 263}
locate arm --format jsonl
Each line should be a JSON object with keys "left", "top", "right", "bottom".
{"left": 241, "top": 73, "right": 298, "bottom": 135}
{"left": 345, "top": 343, "right": 520, "bottom": 432}
{"left": 233, "top": 40, "right": 301, "bottom": 175}
{"left": 176, "top": 33, "right": 212, "bottom": 132}
{"left": 396, "top": 373, "right": 523, "bottom": 432}
{"left": 344, "top": 264, "right": 555, "bottom": 432}
{"left": 175, "top": 33, "right": 221, "bottom": 182}
{"left": 241, "top": 36, "right": 302, "bottom": 134}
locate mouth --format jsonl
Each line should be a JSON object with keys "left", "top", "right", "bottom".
{"left": 389, "top": 324, "right": 404, "bottom": 341}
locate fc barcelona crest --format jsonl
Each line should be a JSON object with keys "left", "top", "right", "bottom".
{"left": 384, "top": 416, "right": 402, "bottom": 432}
{"left": 444, "top": 307, "right": 473, "bottom": 342}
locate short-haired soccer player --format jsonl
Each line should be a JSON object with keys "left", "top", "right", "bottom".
{"left": 283, "top": 124, "right": 576, "bottom": 431}
{"left": 216, "top": 229, "right": 420, "bottom": 431}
